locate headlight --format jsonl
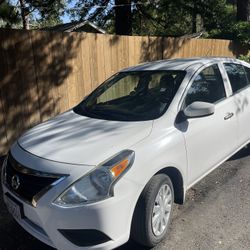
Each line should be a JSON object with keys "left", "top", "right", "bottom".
{"left": 54, "top": 150, "right": 135, "bottom": 207}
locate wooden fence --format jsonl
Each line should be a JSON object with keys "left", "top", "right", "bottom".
{"left": 0, "top": 28, "right": 243, "bottom": 155}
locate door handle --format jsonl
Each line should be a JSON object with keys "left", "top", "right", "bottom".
{"left": 224, "top": 112, "right": 234, "bottom": 120}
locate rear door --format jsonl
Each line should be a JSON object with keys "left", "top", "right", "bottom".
{"left": 223, "top": 63, "right": 250, "bottom": 146}
{"left": 180, "top": 63, "right": 238, "bottom": 186}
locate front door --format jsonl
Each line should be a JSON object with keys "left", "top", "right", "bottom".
{"left": 181, "top": 64, "right": 238, "bottom": 186}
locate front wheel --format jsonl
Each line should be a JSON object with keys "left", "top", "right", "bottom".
{"left": 131, "top": 174, "right": 174, "bottom": 247}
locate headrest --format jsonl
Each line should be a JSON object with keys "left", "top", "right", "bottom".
{"left": 159, "top": 75, "right": 175, "bottom": 90}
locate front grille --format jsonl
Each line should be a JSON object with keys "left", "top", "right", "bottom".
{"left": 4, "top": 153, "right": 64, "bottom": 205}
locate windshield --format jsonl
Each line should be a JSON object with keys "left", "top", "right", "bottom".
{"left": 74, "top": 70, "right": 186, "bottom": 121}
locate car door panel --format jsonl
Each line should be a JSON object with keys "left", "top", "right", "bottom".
{"left": 179, "top": 63, "right": 238, "bottom": 186}
{"left": 184, "top": 98, "right": 238, "bottom": 186}
{"left": 223, "top": 63, "right": 250, "bottom": 146}
{"left": 233, "top": 87, "right": 250, "bottom": 145}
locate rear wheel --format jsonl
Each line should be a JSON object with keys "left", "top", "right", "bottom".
{"left": 131, "top": 174, "right": 174, "bottom": 247}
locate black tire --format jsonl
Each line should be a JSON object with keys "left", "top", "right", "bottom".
{"left": 131, "top": 174, "right": 174, "bottom": 248}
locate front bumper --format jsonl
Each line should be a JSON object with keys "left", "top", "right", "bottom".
{"left": 2, "top": 175, "right": 140, "bottom": 250}
{"left": 1, "top": 149, "right": 143, "bottom": 250}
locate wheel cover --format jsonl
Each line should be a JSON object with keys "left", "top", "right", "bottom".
{"left": 151, "top": 184, "right": 172, "bottom": 237}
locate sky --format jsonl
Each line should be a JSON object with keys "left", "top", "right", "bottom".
{"left": 61, "top": 0, "right": 76, "bottom": 23}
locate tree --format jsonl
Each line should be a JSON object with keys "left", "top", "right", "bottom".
{"left": 25, "top": 0, "right": 65, "bottom": 29}
{"left": 0, "top": 1, "right": 20, "bottom": 28}
{"left": 67, "top": 0, "right": 132, "bottom": 35}
{"left": 0, "top": 0, "right": 65, "bottom": 29}
{"left": 131, "top": 0, "right": 229, "bottom": 36}
{"left": 237, "top": 0, "right": 250, "bottom": 21}
{"left": 114, "top": 0, "right": 132, "bottom": 35}
{"left": 19, "top": 0, "right": 29, "bottom": 29}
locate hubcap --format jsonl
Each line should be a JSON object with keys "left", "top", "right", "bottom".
{"left": 151, "top": 184, "right": 172, "bottom": 236}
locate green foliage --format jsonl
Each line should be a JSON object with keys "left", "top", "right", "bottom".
{"left": 0, "top": 1, "right": 21, "bottom": 27}
{"left": 67, "top": 0, "right": 114, "bottom": 27}
{"left": 26, "top": 0, "right": 65, "bottom": 24}
{"left": 70, "top": 0, "right": 232, "bottom": 36}
{"left": 0, "top": 0, "right": 65, "bottom": 29}
{"left": 197, "top": 2, "right": 250, "bottom": 48}
{"left": 23, "top": 0, "right": 65, "bottom": 28}
{"left": 238, "top": 53, "right": 250, "bottom": 63}
{"left": 233, "top": 22, "right": 250, "bottom": 46}
{"left": 209, "top": 21, "right": 250, "bottom": 46}
{"left": 132, "top": 0, "right": 193, "bottom": 36}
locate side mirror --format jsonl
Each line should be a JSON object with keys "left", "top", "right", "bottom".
{"left": 184, "top": 101, "right": 215, "bottom": 118}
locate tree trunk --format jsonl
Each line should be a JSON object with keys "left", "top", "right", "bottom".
{"left": 192, "top": 1, "right": 198, "bottom": 33}
{"left": 115, "top": 0, "right": 132, "bottom": 35}
{"left": 192, "top": 12, "right": 197, "bottom": 33}
{"left": 237, "top": 0, "right": 250, "bottom": 21}
{"left": 19, "top": 0, "right": 29, "bottom": 29}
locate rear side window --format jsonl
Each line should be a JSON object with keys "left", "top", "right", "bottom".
{"left": 244, "top": 66, "right": 250, "bottom": 83}
{"left": 224, "top": 63, "right": 249, "bottom": 93}
{"left": 184, "top": 64, "right": 226, "bottom": 107}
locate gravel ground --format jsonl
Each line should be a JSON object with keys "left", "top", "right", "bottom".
{"left": 0, "top": 146, "right": 250, "bottom": 250}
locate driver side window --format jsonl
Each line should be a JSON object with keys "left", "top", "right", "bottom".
{"left": 184, "top": 64, "right": 226, "bottom": 107}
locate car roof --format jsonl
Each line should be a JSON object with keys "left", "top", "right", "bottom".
{"left": 121, "top": 57, "right": 243, "bottom": 72}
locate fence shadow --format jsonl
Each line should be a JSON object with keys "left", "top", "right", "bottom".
{"left": 139, "top": 36, "right": 191, "bottom": 62}
{"left": 0, "top": 29, "right": 83, "bottom": 155}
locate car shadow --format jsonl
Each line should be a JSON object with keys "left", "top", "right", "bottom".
{"left": 228, "top": 144, "right": 250, "bottom": 161}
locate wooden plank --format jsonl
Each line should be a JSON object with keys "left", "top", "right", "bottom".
{"left": 162, "top": 37, "right": 174, "bottom": 59}
{"left": 60, "top": 32, "right": 76, "bottom": 107}
{"left": 47, "top": 31, "right": 71, "bottom": 111}
{"left": 0, "top": 29, "right": 18, "bottom": 150}
{"left": 110, "top": 34, "right": 120, "bottom": 75}
{"left": 102, "top": 34, "right": 113, "bottom": 80}
{"left": 96, "top": 33, "right": 106, "bottom": 84}
{"left": 182, "top": 39, "right": 191, "bottom": 57}
{"left": 16, "top": 31, "right": 41, "bottom": 127}
{"left": 110, "top": 34, "right": 119, "bottom": 98}
{"left": 0, "top": 90, "right": 8, "bottom": 155}
{"left": 140, "top": 35, "right": 149, "bottom": 62}
{"left": 30, "top": 30, "right": 57, "bottom": 121}
{"left": 203, "top": 39, "right": 212, "bottom": 56}
{"left": 0, "top": 29, "right": 35, "bottom": 148}
{"left": 66, "top": 32, "right": 86, "bottom": 105}
{"left": 75, "top": 33, "right": 88, "bottom": 101}
{"left": 80, "top": 33, "right": 93, "bottom": 96}
{"left": 88, "top": 33, "right": 99, "bottom": 90}
{"left": 136, "top": 35, "right": 142, "bottom": 63}
{"left": 121, "top": 35, "right": 129, "bottom": 68}
{"left": 0, "top": 30, "right": 9, "bottom": 155}
{"left": 117, "top": 35, "right": 129, "bottom": 70}
{"left": 128, "top": 35, "right": 136, "bottom": 66}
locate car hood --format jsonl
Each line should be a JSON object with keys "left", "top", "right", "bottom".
{"left": 18, "top": 110, "right": 153, "bottom": 165}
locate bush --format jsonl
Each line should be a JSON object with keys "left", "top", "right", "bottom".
{"left": 233, "top": 22, "right": 250, "bottom": 47}
{"left": 238, "top": 53, "right": 250, "bottom": 63}
{"left": 208, "top": 21, "right": 250, "bottom": 47}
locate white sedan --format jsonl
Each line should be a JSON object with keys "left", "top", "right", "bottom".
{"left": 1, "top": 57, "right": 250, "bottom": 249}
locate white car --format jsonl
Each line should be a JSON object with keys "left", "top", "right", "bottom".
{"left": 1, "top": 57, "right": 250, "bottom": 250}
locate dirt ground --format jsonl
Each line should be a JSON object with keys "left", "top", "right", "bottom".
{"left": 0, "top": 146, "right": 250, "bottom": 250}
